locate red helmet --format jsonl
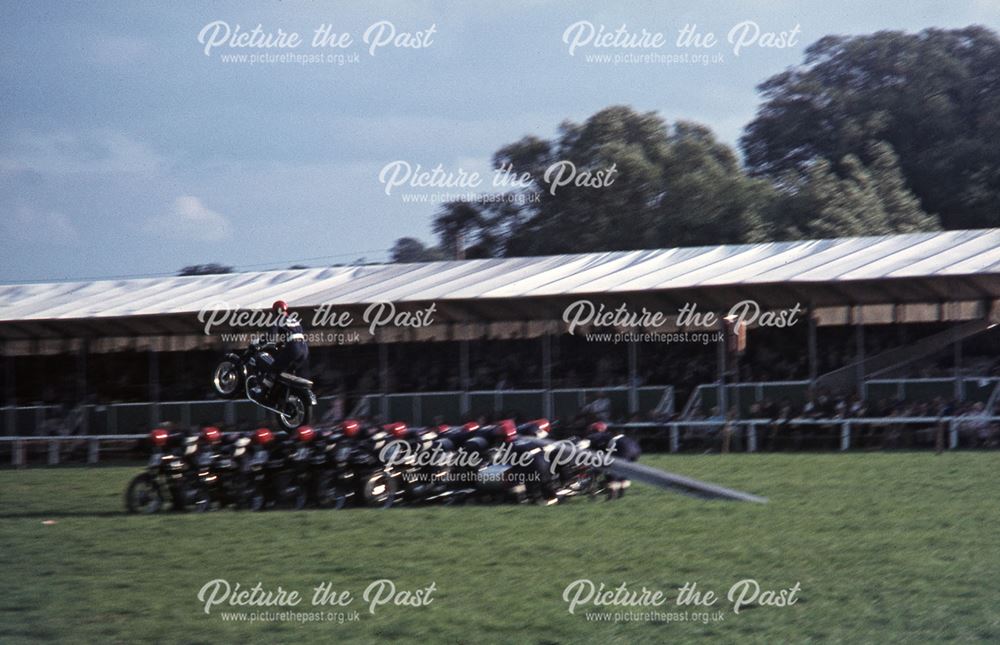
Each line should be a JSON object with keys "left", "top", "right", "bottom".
{"left": 589, "top": 421, "right": 608, "bottom": 433}
{"left": 341, "top": 419, "right": 361, "bottom": 437}
{"left": 252, "top": 427, "right": 274, "bottom": 445}
{"left": 384, "top": 422, "right": 408, "bottom": 438}
{"left": 201, "top": 426, "right": 221, "bottom": 444}
{"left": 496, "top": 419, "right": 517, "bottom": 443}
{"left": 531, "top": 419, "right": 551, "bottom": 435}
{"left": 150, "top": 427, "right": 169, "bottom": 447}
{"left": 296, "top": 425, "right": 315, "bottom": 443}
{"left": 272, "top": 300, "right": 288, "bottom": 312}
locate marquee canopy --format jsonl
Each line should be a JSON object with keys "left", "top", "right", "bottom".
{"left": 1, "top": 229, "right": 999, "bottom": 345}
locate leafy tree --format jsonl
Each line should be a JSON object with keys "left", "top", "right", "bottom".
{"left": 741, "top": 26, "right": 1000, "bottom": 230}
{"left": 484, "top": 106, "right": 770, "bottom": 256}
{"left": 178, "top": 263, "right": 233, "bottom": 276}
{"left": 433, "top": 202, "right": 484, "bottom": 259}
{"left": 389, "top": 237, "right": 443, "bottom": 263}
{"left": 763, "top": 142, "right": 938, "bottom": 240}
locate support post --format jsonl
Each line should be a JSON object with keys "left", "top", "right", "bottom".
{"left": 808, "top": 305, "right": 818, "bottom": 388}
{"left": 949, "top": 419, "right": 958, "bottom": 449}
{"left": 78, "top": 339, "right": 90, "bottom": 435}
{"left": 77, "top": 340, "right": 88, "bottom": 404}
{"left": 48, "top": 439, "right": 59, "bottom": 465}
{"left": 88, "top": 438, "right": 99, "bottom": 464}
{"left": 854, "top": 309, "right": 865, "bottom": 399}
{"left": 378, "top": 343, "right": 389, "bottom": 421}
{"left": 669, "top": 423, "right": 679, "bottom": 453}
{"left": 954, "top": 339, "right": 963, "bottom": 402}
{"left": 840, "top": 421, "right": 851, "bottom": 451}
{"left": 459, "top": 340, "right": 470, "bottom": 416}
{"left": 748, "top": 423, "right": 757, "bottom": 453}
{"left": 627, "top": 340, "right": 638, "bottom": 416}
{"left": 2, "top": 342, "right": 14, "bottom": 436}
{"left": 541, "top": 333, "right": 553, "bottom": 420}
{"left": 148, "top": 346, "right": 160, "bottom": 429}
{"left": 717, "top": 318, "right": 727, "bottom": 417}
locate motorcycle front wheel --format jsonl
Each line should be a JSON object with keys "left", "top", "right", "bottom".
{"left": 361, "top": 471, "right": 397, "bottom": 509}
{"left": 315, "top": 473, "right": 350, "bottom": 509}
{"left": 212, "top": 359, "right": 242, "bottom": 398}
{"left": 125, "top": 473, "right": 163, "bottom": 514}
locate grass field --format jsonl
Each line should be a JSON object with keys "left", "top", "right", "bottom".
{"left": 2, "top": 453, "right": 999, "bottom": 643}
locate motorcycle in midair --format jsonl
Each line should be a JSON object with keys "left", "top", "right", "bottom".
{"left": 211, "top": 341, "right": 316, "bottom": 431}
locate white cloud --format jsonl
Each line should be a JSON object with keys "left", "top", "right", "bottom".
{"left": 145, "top": 196, "right": 232, "bottom": 242}
{"left": 3, "top": 206, "right": 79, "bottom": 244}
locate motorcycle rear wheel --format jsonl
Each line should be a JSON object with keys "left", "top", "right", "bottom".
{"left": 275, "top": 392, "right": 312, "bottom": 430}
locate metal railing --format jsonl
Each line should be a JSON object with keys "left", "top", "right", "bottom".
{"left": 353, "top": 385, "right": 673, "bottom": 425}
{"left": 0, "top": 434, "right": 145, "bottom": 467}
{"left": 680, "top": 377, "right": 1000, "bottom": 419}
{"left": 1, "top": 385, "right": 675, "bottom": 437}
{"left": 613, "top": 415, "right": 1000, "bottom": 453}
{"left": 2, "top": 414, "right": 997, "bottom": 467}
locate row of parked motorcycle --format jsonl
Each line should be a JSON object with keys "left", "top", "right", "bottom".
{"left": 124, "top": 418, "right": 641, "bottom": 513}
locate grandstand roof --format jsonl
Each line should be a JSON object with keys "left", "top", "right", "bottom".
{"left": 1, "top": 228, "right": 999, "bottom": 342}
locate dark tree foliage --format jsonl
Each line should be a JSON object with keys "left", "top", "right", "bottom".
{"left": 742, "top": 26, "right": 1000, "bottom": 230}
{"left": 389, "top": 237, "right": 444, "bottom": 263}
{"left": 177, "top": 263, "right": 233, "bottom": 276}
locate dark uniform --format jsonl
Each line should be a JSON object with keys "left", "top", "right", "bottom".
{"left": 588, "top": 430, "right": 640, "bottom": 497}
{"left": 266, "top": 314, "right": 310, "bottom": 380}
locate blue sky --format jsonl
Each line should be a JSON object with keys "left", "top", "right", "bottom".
{"left": 1, "top": 1, "right": 997, "bottom": 282}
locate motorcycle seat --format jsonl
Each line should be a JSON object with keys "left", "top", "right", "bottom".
{"left": 279, "top": 372, "right": 313, "bottom": 387}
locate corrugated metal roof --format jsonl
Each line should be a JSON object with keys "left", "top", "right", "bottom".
{"left": 0, "top": 229, "right": 998, "bottom": 330}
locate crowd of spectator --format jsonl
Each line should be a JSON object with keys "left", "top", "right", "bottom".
{"left": 5, "top": 324, "right": 998, "bottom": 437}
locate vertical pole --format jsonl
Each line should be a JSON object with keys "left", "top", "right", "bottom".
{"left": 378, "top": 343, "right": 389, "bottom": 421}
{"left": 717, "top": 318, "right": 727, "bottom": 418}
{"left": 669, "top": 423, "right": 679, "bottom": 453}
{"left": 748, "top": 423, "right": 757, "bottom": 453}
{"left": 808, "top": 305, "right": 818, "bottom": 388}
{"left": 3, "top": 344, "right": 14, "bottom": 436}
{"left": 78, "top": 340, "right": 90, "bottom": 434}
{"left": 148, "top": 347, "right": 160, "bottom": 429}
{"left": 854, "top": 309, "right": 865, "bottom": 400}
{"left": 541, "top": 333, "right": 552, "bottom": 420}
{"left": 77, "top": 340, "right": 88, "bottom": 403}
{"left": 88, "top": 438, "right": 99, "bottom": 464}
{"left": 627, "top": 340, "right": 638, "bottom": 416}
{"left": 459, "top": 340, "right": 470, "bottom": 416}
{"left": 840, "top": 421, "right": 851, "bottom": 451}
{"left": 953, "top": 339, "right": 963, "bottom": 402}
{"left": 948, "top": 419, "right": 958, "bottom": 449}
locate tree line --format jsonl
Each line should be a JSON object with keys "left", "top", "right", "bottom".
{"left": 391, "top": 26, "right": 999, "bottom": 262}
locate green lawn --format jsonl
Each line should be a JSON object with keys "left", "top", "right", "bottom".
{"left": 1, "top": 454, "right": 999, "bottom": 643}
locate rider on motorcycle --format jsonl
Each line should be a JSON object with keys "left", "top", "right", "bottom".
{"left": 259, "top": 300, "right": 310, "bottom": 400}
{"left": 587, "top": 421, "right": 640, "bottom": 498}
